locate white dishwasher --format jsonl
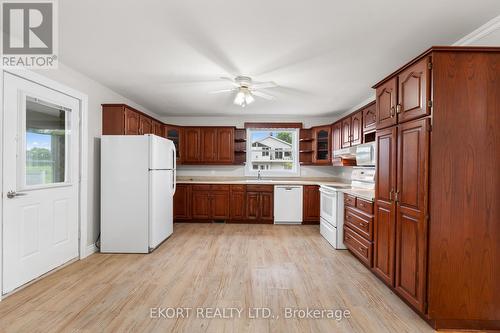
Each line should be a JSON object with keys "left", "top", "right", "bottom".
{"left": 274, "top": 185, "right": 303, "bottom": 224}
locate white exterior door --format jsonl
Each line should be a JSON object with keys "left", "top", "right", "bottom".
{"left": 2, "top": 73, "right": 80, "bottom": 294}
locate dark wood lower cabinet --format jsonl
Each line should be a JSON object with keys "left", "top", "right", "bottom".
{"left": 245, "top": 192, "right": 260, "bottom": 221}
{"left": 259, "top": 192, "right": 274, "bottom": 224}
{"left": 373, "top": 199, "right": 395, "bottom": 285}
{"left": 173, "top": 184, "right": 191, "bottom": 221}
{"left": 302, "top": 185, "right": 320, "bottom": 224}
{"left": 343, "top": 194, "right": 375, "bottom": 268}
{"left": 212, "top": 190, "right": 230, "bottom": 220}
{"left": 175, "top": 184, "right": 273, "bottom": 223}
{"left": 191, "top": 186, "right": 212, "bottom": 220}
{"left": 229, "top": 185, "right": 246, "bottom": 221}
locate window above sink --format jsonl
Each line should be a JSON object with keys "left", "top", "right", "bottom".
{"left": 245, "top": 127, "right": 300, "bottom": 177}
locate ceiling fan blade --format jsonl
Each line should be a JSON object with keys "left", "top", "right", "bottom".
{"left": 251, "top": 81, "right": 278, "bottom": 89}
{"left": 209, "top": 88, "right": 237, "bottom": 94}
{"left": 220, "top": 77, "right": 240, "bottom": 87}
{"left": 252, "top": 90, "right": 275, "bottom": 100}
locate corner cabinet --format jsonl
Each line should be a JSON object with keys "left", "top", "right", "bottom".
{"left": 102, "top": 104, "right": 167, "bottom": 137}
{"left": 312, "top": 126, "right": 331, "bottom": 164}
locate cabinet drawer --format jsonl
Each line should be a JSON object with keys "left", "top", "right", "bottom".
{"left": 230, "top": 184, "right": 246, "bottom": 192}
{"left": 355, "top": 198, "right": 374, "bottom": 214}
{"left": 345, "top": 207, "right": 373, "bottom": 241}
{"left": 344, "top": 226, "right": 373, "bottom": 267}
{"left": 211, "top": 184, "right": 230, "bottom": 191}
{"left": 246, "top": 185, "right": 273, "bottom": 192}
{"left": 344, "top": 194, "right": 356, "bottom": 207}
{"left": 192, "top": 185, "right": 211, "bottom": 191}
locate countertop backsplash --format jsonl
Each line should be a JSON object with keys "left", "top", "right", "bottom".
{"left": 176, "top": 165, "right": 354, "bottom": 181}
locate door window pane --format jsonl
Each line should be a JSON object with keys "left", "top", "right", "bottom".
{"left": 25, "top": 97, "right": 70, "bottom": 186}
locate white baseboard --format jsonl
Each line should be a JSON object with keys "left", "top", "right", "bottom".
{"left": 83, "top": 243, "right": 98, "bottom": 258}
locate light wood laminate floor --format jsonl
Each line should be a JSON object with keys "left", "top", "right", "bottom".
{"left": 0, "top": 223, "right": 437, "bottom": 333}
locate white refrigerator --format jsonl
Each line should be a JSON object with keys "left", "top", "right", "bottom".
{"left": 101, "top": 134, "right": 176, "bottom": 253}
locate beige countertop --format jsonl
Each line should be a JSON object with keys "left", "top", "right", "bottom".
{"left": 176, "top": 176, "right": 351, "bottom": 187}
{"left": 176, "top": 176, "right": 375, "bottom": 201}
{"left": 338, "top": 188, "right": 375, "bottom": 201}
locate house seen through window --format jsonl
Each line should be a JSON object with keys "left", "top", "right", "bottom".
{"left": 246, "top": 128, "right": 299, "bottom": 176}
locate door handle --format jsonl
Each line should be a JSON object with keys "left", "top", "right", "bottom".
{"left": 6, "top": 191, "right": 27, "bottom": 199}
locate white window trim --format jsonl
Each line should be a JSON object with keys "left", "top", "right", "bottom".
{"left": 245, "top": 128, "right": 300, "bottom": 177}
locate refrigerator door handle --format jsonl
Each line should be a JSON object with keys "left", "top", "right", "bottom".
{"left": 172, "top": 169, "right": 176, "bottom": 195}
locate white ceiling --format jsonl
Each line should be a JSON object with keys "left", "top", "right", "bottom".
{"left": 59, "top": 0, "right": 500, "bottom": 117}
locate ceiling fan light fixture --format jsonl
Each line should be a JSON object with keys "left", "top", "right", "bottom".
{"left": 233, "top": 90, "right": 246, "bottom": 106}
{"left": 244, "top": 91, "right": 255, "bottom": 105}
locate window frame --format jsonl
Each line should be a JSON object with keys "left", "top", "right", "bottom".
{"left": 245, "top": 127, "right": 300, "bottom": 177}
{"left": 19, "top": 92, "right": 73, "bottom": 191}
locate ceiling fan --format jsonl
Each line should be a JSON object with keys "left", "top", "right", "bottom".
{"left": 210, "top": 76, "right": 278, "bottom": 107}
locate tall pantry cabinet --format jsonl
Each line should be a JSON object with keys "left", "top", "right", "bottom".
{"left": 372, "top": 47, "right": 500, "bottom": 331}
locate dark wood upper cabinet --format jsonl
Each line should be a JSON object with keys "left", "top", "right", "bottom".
{"left": 394, "top": 118, "right": 429, "bottom": 313}
{"left": 362, "top": 102, "right": 376, "bottom": 133}
{"left": 376, "top": 77, "right": 398, "bottom": 130}
{"left": 139, "top": 115, "right": 152, "bottom": 135}
{"left": 216, "top": 127, "right": 235, "bottom": 163}
{"left": 181, "top": 127, "right": 234, "bottom": 164}
{"left": 303, "top": 185, "right": 320, "bottom": 223}
{"left": 124, "top": 108, "right": 140, "bottom": 135}
{"left": 397, "top": 57, "right": 431, "bottom": 124}
{"left": 351, "top": 111, "right": 363, "bottom": 146}
{"left": 341, "top": 117, "right": 351, "bottom": 148}
{"left": 201, "top": 128, "right": 218, "bottom": 162}
{"left": 373, "top": 126, "right": 397, "bottom": 286}
{"left": 312, "top": 126, "right": 331, "bottom": 164}
{"left": 165, "top": 125, "right": 181, "bottom": 161}
{"left": 173, "top": 184, "right": 191, "bottom": 221}
{"left": 152, "top": 121, "right": 163, "bottom": 137}
{"left": 183, "top": 128, "right": 201, "bottom": 163}
{"left": 332, "top": 122, "right": 342, "bottom": 152}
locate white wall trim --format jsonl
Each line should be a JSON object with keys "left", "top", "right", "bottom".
{"left": 86, "top": 244, "right": 98, "bottom": 257}
{"left": 0, "top": 68, "right": 89, "bottom": 301}
{"left": 453, "top": 15, "right": 500, "bottom": 46}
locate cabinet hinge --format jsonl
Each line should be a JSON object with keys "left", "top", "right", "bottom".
{"left": 427, "top": 100, "right": 433, "bottom": 108}
{"left": 428, "top": 62, "right": 433, "bottom": 70}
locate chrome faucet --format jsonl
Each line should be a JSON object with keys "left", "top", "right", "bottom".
{"left": 257, "top": 169, "right": 262, "bottom": 180}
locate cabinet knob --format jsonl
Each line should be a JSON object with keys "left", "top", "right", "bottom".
{"left": 390, "top": 106, "right": 395, "bottom": 118}
{"left": 396, "top": 104, "right": 402, "bottom": 114}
